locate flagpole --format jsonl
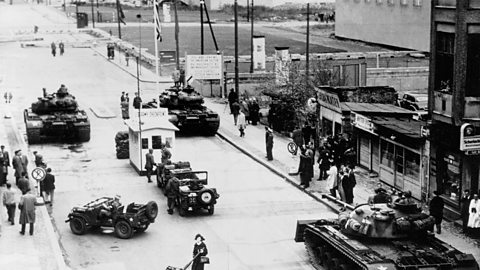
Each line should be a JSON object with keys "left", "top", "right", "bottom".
{"left": 154, "top": 0, "right": 160, "bottom": 91}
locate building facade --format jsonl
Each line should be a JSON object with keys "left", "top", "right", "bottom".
{"left": 428, "top": 0, "right": 480, "bottom": 217}
{"left": 335, "top": 0, "right": 431, "bottom": 52}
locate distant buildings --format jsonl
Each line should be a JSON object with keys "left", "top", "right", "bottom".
{"left": 335, "top": 0, "right": 431, "bottom": 52}
{"left": 192, "top": 0, "right": 334, "bottom": 10}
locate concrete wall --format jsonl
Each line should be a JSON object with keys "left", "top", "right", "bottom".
{"left": 367, "top": 67, "right": 429, "bottom": 92}
{"left": 335, "top": 0, "right": 431, "bottom": 52}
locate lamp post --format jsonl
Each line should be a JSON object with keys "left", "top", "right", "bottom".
{"left": 234, "top": 0, "right": 239, "bottom": 94}
{"left": 200, "top": 0, "right": 204, "bottom": 54}
{"left": 249, "top": 0, "right": 254, "bottom": 73}
{"left": 137, "top": 14, "right": 142, "bottom": 75}
{"left": 90, "top": 0, "right": 95, "bottom": 28}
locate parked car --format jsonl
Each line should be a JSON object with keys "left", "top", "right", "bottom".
{"left": 66, "top": 197, "right": 158, "bottom": 239}
{"left": 399, "top": 91, "right": 428, "bottom": 111}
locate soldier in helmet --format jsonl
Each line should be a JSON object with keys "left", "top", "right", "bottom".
{"left": 57, "top": 84, "right": 68, "bottom": 97}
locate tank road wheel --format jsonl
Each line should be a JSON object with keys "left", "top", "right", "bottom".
{"left": 26, "top": 128, "right": 41, "bottom": 144}
{"left": 304, "top": 235, "right": 323, "bottom": 269}
{"left": 77, "top": 127, "right": 90, "bottom": 142}
{"left": 69, "top": 217, "right": 87, "bottom": 235}
{"left": 114, "top": 220, "right": 133, "bottom": 239}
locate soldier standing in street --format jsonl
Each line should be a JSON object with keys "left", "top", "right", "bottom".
{"left": 161, "top": 144, "right": 172, "bottom": 164}
{"left": 165, "top": 176, "right": 179, "bottom": 214}
{"left": 145, "top": 149, "right": 155, "bottom": 183}
{"left": 42, "top": 168, "right": 55, "bottom": 206}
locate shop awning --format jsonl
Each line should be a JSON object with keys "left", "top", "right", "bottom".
{"left": 370, "top": 116, "right": 427, "bottom": 145}
{"left": 342, "top": 102, "right": 415, "bottom": 115}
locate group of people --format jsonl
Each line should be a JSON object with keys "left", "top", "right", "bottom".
{"left": 50, "top": 41, "right": 65, "bottom": 57}
{"left": 228, "top": 89, "right": 261, "bottom": 138}
{"left": 461, "top": 190, "right": 480, "bottom": 234}
{"left": 144, "top": 144, "right": 172, "bottom": 184}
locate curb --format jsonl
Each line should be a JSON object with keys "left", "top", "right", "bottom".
{"left": 89, "top": 106, "right": 116, "bottom": 119}
{"left": 215, "top": 128, "right": 343, "bottom": 213}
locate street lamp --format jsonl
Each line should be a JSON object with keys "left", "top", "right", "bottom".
{"left": 137, "top": 13, "right": 142, "bottom": 75}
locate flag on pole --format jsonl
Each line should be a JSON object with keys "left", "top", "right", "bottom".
{"left": 118, "top": 1, "right": 126, "bottom": 25}
{"left": 154, "top": 0, "right": 162, "bottom": 42}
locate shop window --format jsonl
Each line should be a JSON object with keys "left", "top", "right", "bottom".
{"left": 434, "top": 32, "right": 455, "bottom": 93}
{"left": 152, "top": 136, "right": 162, "bottom": 149}
{"left": 380, "top": 139, "right": 395, "bottom": 169}
{"left": 335, "top": 122, "right": 342, "bottom": 135}
{"left": 396, "top": 148, "right": 404, "bottom": 174}
{"left": 322, "top": 118, "right": 333, "bottom": 137}
{"left": 141, "top": 138, "right": 149, "bottom": 149}
{"left": 405, "top": 149, "right": 420, "bottom": 180}
{"left": 466, "top": 33, "right": 480, "bottom": 97}
{"left": 165, "top": 137, "right": 173, "bottom": 148}
{"left": 438, "top": 153, "right": 461, "bottom": 203}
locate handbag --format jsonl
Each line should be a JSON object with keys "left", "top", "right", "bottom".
{"left": 200, "top": 256, "right": 210, "bottom": 264}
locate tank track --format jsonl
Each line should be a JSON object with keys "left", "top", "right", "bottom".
{"left": 26, "top": 128, "right": 41, "bottom": 144}
{"left": 77, "top": 127, "right": 91, "bottom": 142}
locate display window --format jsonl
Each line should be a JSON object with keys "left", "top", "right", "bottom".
{"left": 438, "top": 152, "right": 461, "bottom": 203}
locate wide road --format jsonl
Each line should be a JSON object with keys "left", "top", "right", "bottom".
{"left": 1, "top": 4, "right": 336, "bottom": 270}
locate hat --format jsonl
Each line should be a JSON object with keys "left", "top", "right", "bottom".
{"left": 14, "top": 149, "right": 21, "bottom": 154}
{"left": 195, "top": 233, "right": 205, "bottom": 241}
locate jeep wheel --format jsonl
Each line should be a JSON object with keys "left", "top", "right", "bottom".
{"left": 136, "top": 223, "right": 149, "bottom": 233}
{"left": 199, "top": 191, "right": 214, "bottom": 205}
{"left": 207, "top": 205, "right": 214, "bottom": 215}
{"left": 115, "top": 220, "right": 133, "bottom": 239}
{"left": 69, "top": 217, "right": 87, "bottom": 235}
{"left": 145, "top": 201, "right": 158, "bottom": 221}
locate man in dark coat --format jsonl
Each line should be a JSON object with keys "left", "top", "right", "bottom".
{"left": 460, "top": 189, "right": 471, "bottom": 233}
{"left": 1, "top": 145, "right": 10, "bottom": 174}
{"left": 133, "top": 92, "right": 142, "bottom": 109}
{"left": 19, "top": 189, "right": 36, "bottom": 235}
{"left": 343, "top": 166, "right": 356, "bottom": 204}
{"left": 291, "top": 127, "right": 303, "bottom": 156}
{"left": 248, "top": 98, "right": 260, "bottom": 125}
{"left": 18, "top": 172, "right": 30, "bottom": 195}
{"left": 12, "top": 149, "right": 24, "bottom": 185}
{"left": 43, "top": 168, "right": 55, "bottom": 205}
{"left": 299, "top": 145, "right": 314, "bottom": 188}
{"left": 231, "top": 101, "right": 241, "bottom": 125}
{"left": 165, "top": 176, "right": 179, "bottom": 214}
{"left": 429, "top": 190, "right": 445, "bottom": 234}
{"left": 145, "top": 149, "right": 155, "bottom": 183}
{"left": 227, "top": 88, "right": 238, "bottom": 114}
{"left": 317, "top": 147, "right": 331, "bottom": 180}
{"left": 266, "top": 127, "right": 274, "bottom": 161}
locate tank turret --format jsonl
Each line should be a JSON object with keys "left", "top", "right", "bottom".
{"left": 159, "top": 85, "right": 204, "bottom": 110}
{"left": 31, "top": 85, "right": 79, "bottom": 114}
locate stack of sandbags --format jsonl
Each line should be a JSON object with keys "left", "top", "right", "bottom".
{"left": 115, "top": 131, "right": 129, "bottom": 159}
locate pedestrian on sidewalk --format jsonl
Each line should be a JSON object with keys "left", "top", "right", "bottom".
{"left": 12, "top": 150, "right": 25, "bottom": 185}
{"left": 18, "top": 172, "right": 30, "bottom": 195}
{"left": 50, "top": 42, "right": 56, "bottom": 57}
{"left": 33, "top": 151, "right": 45, "bottom": 168}
{"left": 42, "top": 168, "right": 55, "bottom": 206}
{"left": 291, "top": 127, "right": 303, "bottom": 156}
{"left": 265, "top": 127, "right": 274, "bottom": 161}
{"left": 237, "top": 111, "right": 246, "bottom": 137}
{"left": 192, "top": 233, "right": 208, "bottom": 270}
{"left": 120, "top": 91, "right": 126, "bottom": 102}
{"left": 299, "top": 144, "right": 314, "bottom": 188}
{"left": 317, "top": 146, "right": 330, "bottom": 180}
{"left": 461, "top": 189, "right": 471, "bottom": 233}
{"left": 133, "top": 92, "right": 142, "bottom": 109}
{"left": 19, "top": 189, "right": 36, "bottom": 236}
{"left": 228, "top": 89, "right": 238, "bottom": 114}
{"left": 343, "top": 165, "right": 356, "bottom": 204}
{"left": 59, "top": 41, "right": 64, "bottom": 56}
{"left": 468, "top": 194, "right": 480, "bottom": 233}
{"left": 231, "top": 101, "right": 240, "bottom": 126}
{"left": 125, "top": 51, "right": 130, "bottom": 66}
{"left": 429, "top": 190, "right": 445, "bottom": 234}
{"left": 326, "top": 160, "right": 338, "bottom": 197}
{"left": 240, "top": 98, "right": 250, "bottom": 124}
{"left": 3, "top": 183, "right": 16, "bottom": 225}
{"left": 248, "top": 98, "right": 260, "bottom": 125}
{"left": 145, "top": 149, "right": 155, "bottom": 183}
{"left": 1, "top": 145, "right": 10, "bottom": 175}
{"left": 0, "top": 155, "right": 6, "bottom": 186}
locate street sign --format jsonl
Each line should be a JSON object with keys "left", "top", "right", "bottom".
{"left": 185, "top": 54, "right": 223, "bottom": 80}
{"left": 159, "top": 50, "right": 176, "bottom": 64}
{"left": 465, "top": 149, "right": 480, "bottom": 156}
{"left": 31, "top": 167, "right": 46, "bottom": 181}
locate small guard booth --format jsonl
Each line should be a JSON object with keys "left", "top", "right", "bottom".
{"left": 124, "top": 111, "right": 178, "bottom": 175}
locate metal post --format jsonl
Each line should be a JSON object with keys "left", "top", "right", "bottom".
{"left": 174, "top": 0, "right": 180, "bottom": 70}
{"left": 247, "top": 0, "right": 249, "bottom": 22}
{"left": 200, "top": 0, "right": 204, "bottom": 55}
{"left": 90, "top": 0, "right": 95, "bottom": 28}
{"left": 249, "top": 0, "right": 254, "bottom": 73}
{"left": 137, "top": 14, "right": 142, "bottom": 75}
{"left": 234, "top": 0, "right": 239, "bottom": 94}
{"left": 136, "top": 56, "right": 142, "bottom": 170}
{"left": 116, "top": 0, "right": 122, "bottom": 39}
{"left": 96, "top": 0, "right": 100, "bottom": 22}
{"left": 306, "top": 3, "right": 310, "bottom": 81}
{"left": 63, "top": 0, "right": 66, "bottom": 11}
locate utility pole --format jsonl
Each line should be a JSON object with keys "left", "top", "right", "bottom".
{"left": 90, "top": 0, "right": 95, "bottom": 28}
{"left": 234, "top": 0, "right": 239, "bottom": 94}
{"left": 246, "top": 0, "right": 249, "bottom": 22}
{"left": 115, "top": 0, "right": 122, "bottom": 38}
{"left": 174, "top": 0, "right": 180, "bottom": 70}
{"left": 306, "top": 3, "right": 310, "bottom": 82}
{"left": 200, "top": 0, "right": 204, "bottom": 54}
{"left": 137, "top": 14, "right": 142, "bottom": 75}
{"left": 249, "top": 0, "right": 254, "bottom": 73}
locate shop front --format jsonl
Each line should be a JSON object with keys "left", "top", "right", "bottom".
{"left": 352, "top": 113, "right": 429, "bottom": 201}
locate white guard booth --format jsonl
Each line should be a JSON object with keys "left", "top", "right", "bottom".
{"left": 124, "top": 110, "right": 178, "bottom": 175}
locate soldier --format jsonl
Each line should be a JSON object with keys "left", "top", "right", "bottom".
{"left": 51, "top": 42, "right": 56, "bottom": 57}
{"left": 165, "top": 176, "right": 179, "bottom": 215}
{"left": 145, "top": 149, "right": 155, "bottom": 183}
{"left": 133, "top": 92, "right": 142, "bottom": 109}
{"left": 59, "top": 41, "right": 65, "bottom": 56}
{"left": 161, "top": 144, "right": 172, "bottom": 164}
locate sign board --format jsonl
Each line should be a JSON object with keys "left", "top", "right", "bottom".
{"left": 317, "top": 88, "right": 342, "bottom": 113}
{"left": 253, "top": 36, "right": 266, "bottom": 70}
{"left": 163, "top": 3, "right": 171, "bottom": 23}
{"left": 159, "top": 50, "right": 176, "bottom": 64}
{"left": 140, "top": 108, "right": 168, "bottom": 118}
{"left": 352, "top": 113, "right": 376, "bottom": 134}
{"left": 185, "top": 54, "right": 223, "bottom": 80}
{"left": 466, "top": 149, "right": 480, "bottom": 156}
{"left": 274, "top": 47, "right": 290, "bottom": 85}
{"left": 31, "top": 167, "right": 46, "bottom": 181}
{"left": 460, "top": 123, "right": 480, "bottom": 151}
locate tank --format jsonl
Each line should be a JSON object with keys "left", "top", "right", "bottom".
{"left": 24, "top": 86, "right": 90, "bottom": 144}
{"left": 159, "top": 85, "right": 220, "bottom": 136}
{"left": 294, "top": 201, "right": 479, "bottom": 270}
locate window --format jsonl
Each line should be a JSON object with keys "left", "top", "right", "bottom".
{"left": 152, "top": 136, "right": 162, "bottom": 149}
{"left": 434, "top": 32, "right": 455, "bottom": 93}
{"left": 380, "top": 139, "right": 395, "bottom": 169}
{"left": 405, "top": 149, "right": 420, "bottom": 180}
{"left": 413, "top": 0, "right": 422, "bottom": 6}
{"left": 466, "top": 34, "right": 480, "bottom": 96}
{"left": 395, "top": 147, "right": 404, "bottom": 174}
{"left": 141, "top": 138, "right": 148, "bottom": 149}
{"left": 437, "top": 152, "right": 461, "bottom": 203}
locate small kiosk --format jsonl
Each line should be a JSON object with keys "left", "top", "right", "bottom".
{"left": 124, "top": 109, "right": 178, "bottom": 175}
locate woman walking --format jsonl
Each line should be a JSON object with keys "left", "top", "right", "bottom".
{"left": 192, "top": 233, "right": 208, "bottom": 270}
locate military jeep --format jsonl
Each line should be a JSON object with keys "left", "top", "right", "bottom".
{"left": 156, "top": 161, "right": 192, "bottom": 189}
{"left": 175, "top": 172, "right": 219, "bottom": 216}
{"left": 65, "top": 197, "right": 158, "bottom": 239}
